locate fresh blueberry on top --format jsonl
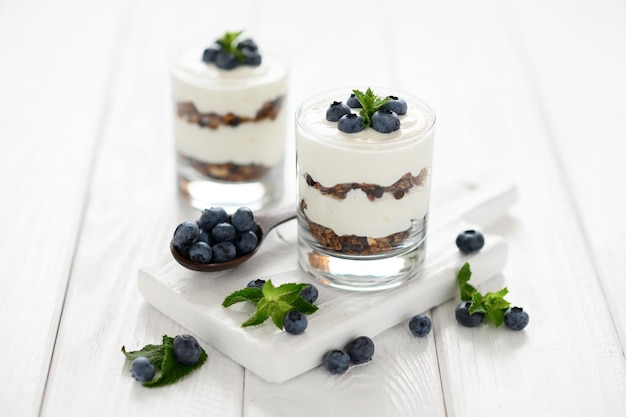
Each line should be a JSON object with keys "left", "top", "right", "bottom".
{"left": 371, "top": 108, "right": 400, "bottom": 133}
{"left": 300, "top": 283, "right": 319, "bottom": 304}
{"left": 130, "top": 356, "right": 156, "bottom": 382}
{"left": 242, "top": 50, "right": 261, "bottom": 66}
{"left": 215, "top": 51, "right": 239, "bottom": 70}
{"left": 173, "top": 334, "right": 201, "bottom": 366}
{"left": 346, "top": 93, "right": 362, "bottom": 108}
{"left": 283, "top": 311, "right": 308, "bottom": 335}
{"left": 231, "top": 207, "right": 256, "bottom": 232}
{"left": 211, "top": 242, "right": 237, "bottom": 262}
{"left": 172, "top": 221, "right": 201, "bottom": 251}
{"left": 202, "top": 44, "right": 221, "bottom": 63}
{"left": 199, "top": 207, "right": 228, "bottom": 232}
{"left": 322, "top": 349, "right": 351, "bottom": 375}
{"left": 503, "top": 307, "right": 530, "bottom": 331}
{"left": 338, "top": 113, "right": 365, "bottom": 133}
{"left": 247, "top": 279, "right": 266, "bottom": 290}
{"left": 455, "top": 301, "right": 485, "bottom": 327}
{"left": 345, "top": 336, "right": 375, "bottom": 364}
{"left": 382, "top": 96, "right": 408, "bottom": 115}
{"left": 235, "top": 230, "right": 258, "bottom": 255}
{"left": 188, "top": 241, "right": 213, "bottom": 263}
{"left": 326, "top": 101, "right": 351, "bottom": 122}
{"left": 408, "top": 315, "right": 432, "bottom": 337}
{"left": 211, "top": 222, "right": 237, "bottom": 243}
{"left": 237, "top": 38, "right": 258, "bottom": 52}
{"left": 455, "top": 230, "right": 485, "bottom": 254}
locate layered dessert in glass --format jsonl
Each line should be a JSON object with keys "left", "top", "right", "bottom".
{"left": 296, "top": 87, "right": 435, "bottom": 291}
{"left": 171, "top": 31, "right": 288, "bottom": 210}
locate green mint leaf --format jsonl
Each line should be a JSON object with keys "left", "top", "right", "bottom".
{"left": 242, "top": 298, "right": 270, "bottom": 327}
{"left": 353, "top": 87, "right": 390, "bottom": 128}
{"left": 457, "top": 262, "right": 477, "bottom": 301}
{"left": 216, "top": 30, "right": 245, "bottom": 63}
{"left": 482, "top": 288, "right": 511, "bottom": 328}
{"left": 469, "top": 292, "right": 486, "bottom": 314}
{"left": 222, "top": 287, "right": 263, "bottom": 307}
{"left": 290, "top": 297, "right": 319, "bottom": 315}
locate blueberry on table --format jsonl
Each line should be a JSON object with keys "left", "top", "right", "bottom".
{"left": 211, "top": 222, "right": 237, "bottom": 243}
{"left": 215, "top": 51, "right": 239, "bottom": 70}
{"left": 326, "top": 101, "right": 351, "bottom": 122}
{"left": 130, "top": 356, "right": 156, "bottom": 382}
{"left": 235, "top": 230, "right": 258, "bottom": 255}
{"left": 382, "top": 96, "right": 408, "bottom": 115}
{"left": 371, "top": 108, "right": 401, "bottom": 133}
{"left": 199, "top": 207, "right": 228, "bottom": 232}
{"left": 409, "top": 315, "right": 432, "bottom": 337}
{"left": 283, "top": 311, "right": 308, "bottom": 335}
{"left": 338, "top": 113, "right": 365, "bottom": 133}
{"left": 455, "top": 301, "right": 485, "bottom": 327}
{"left": 345, "top": 336, "right": 375, "bottom": 364}
{"left": 346, "top": 93, "right": 362, "bottom": 108}
{"left": 300, "top": 283, "right": 319, "bottom": 304}
{"left": 202, "top": 44, "right": 221, "bottom": 63}
{"left": 231, "top": 207, "right": 256, "bottom": 232}
{"left": 173, "top": 334, "right": 201, "bottom": 366}
{"left": 172, "top": 221, "right": 201, "bottom": 251}
{"left": 456, "top": 230, "right": 485, "bottom": 254}
{"left": 322, "top": 350, "right": 351, "bottom": 375}
{"left": 211, "top": 242, "right": 237, "bottom": 262}
{"left": 503, "top": 307, "right": 530, "bottom": 331}
{"left": 188, "top": 241, "right": 212, "bottom": 263}
{"left": 247, "top": 279, "right": 266, "bottom": 289}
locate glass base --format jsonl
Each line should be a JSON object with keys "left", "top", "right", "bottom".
{"left": 297, "top": 236, "right": 426, "bottom": 292}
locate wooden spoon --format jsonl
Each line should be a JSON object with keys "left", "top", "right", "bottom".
{"left": 170, "top": 204, "right": 297, "bottom": 272}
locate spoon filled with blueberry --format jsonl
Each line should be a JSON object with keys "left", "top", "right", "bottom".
{"left": 170, "top": 205, "right": 296, "bottom": 272}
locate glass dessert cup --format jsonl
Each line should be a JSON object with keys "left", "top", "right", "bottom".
{"left": 295, "top": 87, "right": 436, "bottom": 291}
{"left": 171, "top": 41, "right": 289, "bottom": 211}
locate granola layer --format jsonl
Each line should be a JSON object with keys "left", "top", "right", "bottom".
{"left": 182, "top": 155, "right": 270, "bottom": 182}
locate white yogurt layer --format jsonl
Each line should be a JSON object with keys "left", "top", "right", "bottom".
{"left": 171, "top": 46, "right": 288, "bottom": 166}
{"left": 296, "top": 88, "right": 435, "bottom": 238}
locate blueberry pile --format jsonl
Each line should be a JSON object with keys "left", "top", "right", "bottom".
{"left": 202, "top": 32, "right": 262, "bottom": 70}
{"left": 322, "top": 336, "right": 375, "bottom": 375}
{"left": 172, "top": 206, "right": 259, "bottom": 264}
{"left": 325, "top": 92, "right": 408, "bottom": 134}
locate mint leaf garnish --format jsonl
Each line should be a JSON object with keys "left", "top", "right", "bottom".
{"left": 222, "top": 279, "right": 319, "bottom": 329}
{"left": 215, "top": 30, "right": 246, "bottom": 63}
{"left": 353, "top": 87, "right": 390, "bottom": 128}
{"left": 122, "top": 335, "right": 207, "bottom": 387}
{"left": 457, "top": 262, "right": 511, "bottom": 328}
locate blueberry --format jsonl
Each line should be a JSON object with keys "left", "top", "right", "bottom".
{"left": 247, "top": 278, "right": 266, "bottom": 290}
{"left": 322, "top": 349, "right": 351, "bottom": 375}
{"left": 455, "top": 230, "right": 485, "bottom": 254}
{"left": 188, "top": 241, "right": 212, "bottom": 263}
{"left": 382, "top": 95, "right": 408, "bottom": 115}
{"left": 202, "top": 44, "right": 221, "bottom": 63}
{"left": 130, "top": 356, "right": 156, "bottom": 382}
{"left": 196, "top": 229, "right": 211, "bottom": 245}
{"left": 242, "top": 50, "right": 262, "bottom": 66}
{"left": 211, "top": 222, "right": 237, "bottom": 243}
{"left": 199, "top": 207, "right": 228, "bottom": 232}
{"left": 300, "top": 283, "right": 318, "bottom": 304}
{"left": 408, "top": 315, "right": 432, "bottom": 337}
{"left": 371, "top": 108, "right": 401, "bottom": 133}
{"left": 345, "top": 336, "right": 375, "bottom": 364}
{"left": 237, "top": 38, "right": 258, "bottom": 52}
{"left": 326, "top": 101, "right": 351, "bottom": 122}
{"left": 235, "top": 230, "right": 258, "bottom": 254}
{"left": 215, "top": 51, "right": 239, "bottom": 70}
{"left": 503, "top": 307, "right": 529, "bottom": 331}
{"left": 172, "top": 221, "right": 201, "bottom": 250}
{"left": 455, "top": 301, "right": 485, "bottom": 327}
{"left": 346, "top": 93, "right": 362, "bottom": 108}
{"left": 173, "top": 334, "right": 201, "bottom": 365}
{"left": 211, "top": 242, "right": 237, "bottom": 262}
{"left": 283, "top": 311, "right": 308, "bottom": 335}
{"left": 231, "top": 207, "right": 256, "bottom": 232}
{"left": 338, "top": 113, "right": 365, "bottom": 133}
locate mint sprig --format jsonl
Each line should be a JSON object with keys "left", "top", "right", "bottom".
{"left": 215, "top": 30, "right": 246, "bottom": 63}
{"left": 121, "top": 335, "right": 207, "bottom": 387}
{"left": 457, "top": 262, "right": 511, "bottom": 327}
{"left": 353, "top": 87, "right": 391, "bottom": 128}
{"left": 222, "top": 279, "right": 318, "bottom": 329}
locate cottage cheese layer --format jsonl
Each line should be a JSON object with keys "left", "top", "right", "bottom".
{"left": 296, "top": 88, "right": 435, "bottom": 240}
{"left": 171, "top": 47, "right": 288, "bottom": 166}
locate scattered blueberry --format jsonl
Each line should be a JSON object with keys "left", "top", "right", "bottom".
{"left": 326, "top": 101, "right": 351, "bottom": 122}
{"left": 382, "top": 96, "right": 408, "bottom": 115}
{"left": 172, "top": 221, "right": 201, "bottom": 251}
{"left": 130, "top": 356, "right": 156, "bottom": 382}
{"left": 371, "top": 108, "right": 401, "bottom": 133}
{"left": 408, "top": 315, "right": 432, "bottom": 337}
{"left": 211, "top": 241, "right": 237, "bottom": 262}
{"left": 215, "top": 51, "right": 239, "bottom": 70}
{"left": 202, "top": 44, "right": 221, "bottom": 63}
{"left": 345, "top": 336, "right": 375, "bottom": 364}
{"left": 338, "top": 113, "right": 365, "bottom": 133}
{"left": 199, "top": 207, "right": 228, "bottom": 232}
{"left": 211, "top": 222, "right": 237, "bottom": 243}
{"left": 247, "top": 278, "right": 266, "bottom": 290}
{"left": 235, "top": 230, "right": 258, "bottom": 254}
{"left": 503, "top": 307, "right": 530, "bottom": 331}
{"left": 231, "top": 207, "right": 256, "bottom": 232}
{"left": 346, "top": 93, "right": 362, "bottom": 108}
{"left": 455, "top": 301, "right": 485, "bottom": 327}
{"left": 455, "top": 230, "right": 485, "bottom": 254}
{"left": 173, "top": 334, "right": 201, "bottom": 366}
{"left": 300, "top": 283, "right": 319, "bottom": 304}
{"left": 322, "top": 349, "right": 351, "bottom": 375}
{"left": 283, "top": 311, "right": 308, "bottom": 335}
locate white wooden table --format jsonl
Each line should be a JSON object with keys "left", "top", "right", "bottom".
{"left": 2, "top": 0, "right": 626, "bottom": 415}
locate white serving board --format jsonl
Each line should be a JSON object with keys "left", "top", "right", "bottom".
{"left": 138, "top": 173, "right": 516, "bottom": 383}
